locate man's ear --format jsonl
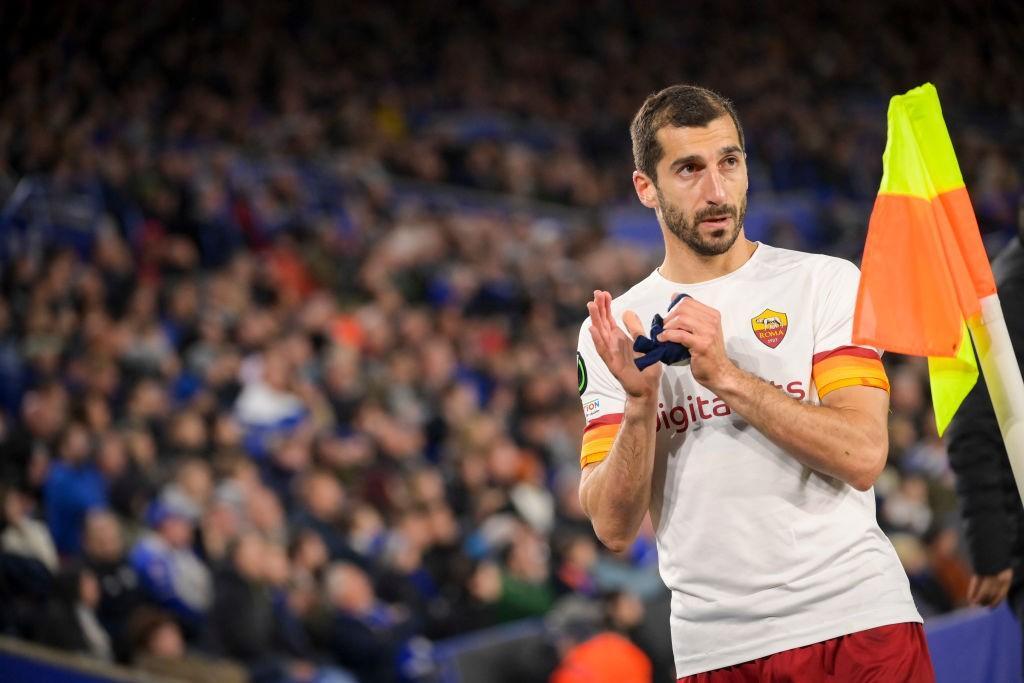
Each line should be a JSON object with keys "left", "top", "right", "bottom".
{"left": 633, "top": 171, "right": 659, "bottom": 210}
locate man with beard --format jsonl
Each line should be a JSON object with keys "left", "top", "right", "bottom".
{"left": 576, "top": 85, "right": 934, "bottom": 681}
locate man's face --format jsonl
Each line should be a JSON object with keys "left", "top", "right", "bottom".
{"left": 644, "top": 115, "right": 749, "bottom": 256}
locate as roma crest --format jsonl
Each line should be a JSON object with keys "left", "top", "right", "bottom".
{"left": 751, "top": 309, "right": 788, "bottom": 349}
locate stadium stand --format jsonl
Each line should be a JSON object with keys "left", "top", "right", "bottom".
{"left": 1, "top": 1, "right": 1022, "bottom": 681}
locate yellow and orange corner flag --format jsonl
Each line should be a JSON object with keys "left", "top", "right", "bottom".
{"left": 853, "top": 83, "right": 996, "bottom": 435}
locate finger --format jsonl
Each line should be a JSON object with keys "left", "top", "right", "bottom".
{"left": 589, "top": 325, "right": 616, "bottom": 366}
{"left": 661, "top": 311, "right": 706, "bottom": 337}
{"left": 665, "top": 297, "right": 719, "bottom": 329}
{"left": 967, "top": 576, "right": 980, "bottom": 605}
{"left": 622, "top": 310, "right": 645, "bottom": 340}
{"left": 658, "top": 328, "right": 698, "bottom": 347}
{"left": 664, "top": 299, "right": 711, "bottom": 329}
{"left": 601, "top": 291, "right": 617, "bottom": 332}
{"left": 589, "top": 314, "right": 617, "bottom": 362}
{"left": 598, "top": 291, "right": 617, "bottom": 337}
{"left": 590, "top": 293, "right": 613, "bottom": 344}
{"left": 590, "top": 291, "right": 606, "bottom": 331}
{"left": 978, "top": 580, "right": 999, "bottom": 606}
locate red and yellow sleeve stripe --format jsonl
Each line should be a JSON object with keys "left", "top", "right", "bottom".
{"left": 580, "top": 413, "right": 623, "bottom": 467}
{"left": 811, "top": 346, "right": 890, "bottom": 399}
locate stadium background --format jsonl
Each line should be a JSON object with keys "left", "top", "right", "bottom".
{"left": 0, "top": 1, "right": 1022, "bottom": 681}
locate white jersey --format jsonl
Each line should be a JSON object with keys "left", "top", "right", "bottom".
{"left": 577, "top": 243, "right": 921, "bottom": 678}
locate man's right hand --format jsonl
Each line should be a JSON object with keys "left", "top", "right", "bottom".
{"left": 586, "top": 290, "right": 661, "bottom": 400}
{"left": 967, "top": 568, "right": 1013, "bottom": 607}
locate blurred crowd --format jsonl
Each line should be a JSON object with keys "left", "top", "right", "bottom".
{"left": 1, "top": 1, "right": 1022, "bottom": 682}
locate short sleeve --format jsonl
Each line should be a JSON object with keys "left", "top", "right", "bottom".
{"left": 811, "top": 259, "right": 890, "bottom": 400}
{"left": 577, "top": 320, "right": 627, "bottom": 467}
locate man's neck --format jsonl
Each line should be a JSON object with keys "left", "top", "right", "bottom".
{"left": 658, "top": 235, "right": 758, "bottom": 284}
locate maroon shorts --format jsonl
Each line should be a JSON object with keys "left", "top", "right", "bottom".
{"left": 678, "top": 622, "right": 935, "bottom": 683}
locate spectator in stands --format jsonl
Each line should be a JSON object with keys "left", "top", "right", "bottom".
{"left": 497, "top": 525, "right": 555, "bottom": 622}
{"left": 554, "top": 533, "right": 599, "bottom": 597}
{"left": 322, "top": 561, "right": 417, "bottom": 683}
{"left": 446, "top": 559, "right": 503, "bottom": 637}
{"left": 127, "top": 606, "right": 248, "bottom": 683}
{"left": 44, "top": 420, "right": 108, "bottom": 555}
{"left": 82, "top": 509, "right": 144, "bottom": 661}
{"left": 1, "top": 383, "right": 67, "bottom": 497}
{"left": 129, "top": 495, "right": 212, "bottom": 635}
{"left": 32, "top": 563, "right": 112, "bottom": 661}
{"left": 292, "top": 470, "right": 362, "bottom": 565}
{"left": 209, "top": 532, "right": 285, "bottom": 681}
{"left": 947, "top": 201, "right": 1024, "bottom": 651}
{"left": 1, "top": 483, "right": 58, "bottom": 572}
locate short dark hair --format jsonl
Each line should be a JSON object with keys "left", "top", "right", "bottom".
{"left": 630, "top": 85, "right": 745, "bottom": 182}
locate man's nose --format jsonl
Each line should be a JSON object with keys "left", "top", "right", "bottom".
{"left": 701, "top": 167, "right": 728, "bottom": 205}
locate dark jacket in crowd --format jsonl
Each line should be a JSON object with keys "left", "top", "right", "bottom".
{"left": 88, "top": 558, "right": 145, "bottom": 661}
{"left": 209, "top": 568, "right": 276, "bottom": 661}
{"left": 947, "top": 235, "right": 1024, "bottom": 579}
{"left": 330, "top": 606, "right": 415, "bottom": 683}
{"left": 0, "top": 551, "right": 52, "bottom": 637}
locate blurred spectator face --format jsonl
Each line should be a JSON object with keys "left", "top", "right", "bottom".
{"left": 82, "top": 393, "right": 112, "bottom": 433}
{"left": 170, "top": 411, "right": 208, "bottom": 454}
{"left": 384, "top": 532, "right": 422, "bottom": 574}
{"left": 159, "top": 515, "right": 194, "bottom": 550}
{"left": 326, "top": 562, "right": 376, "bottom": 615}
{"left": 84, "top": 510, "right": 125, "bottom": 563}
{"left": 488, "top": 439, "right": 522, "bottom": 486}
{"left": 96, "top": 433, "right": 128, "bottom": 479}
{"left": 274, "top": 437, "right": 311, "bottom": 472}
{"left": 168, "top": 281, "right": 199, "bottom": 323}
{"left": 146, "top": 621, "right": 186, "bottom": 659}
{"left": 59, "top": 422, "right": 92, "bottom": 465}
{"left": 396, "top": 509, "right": 432, "bottom": 553}
{"left": 638, "top": 115, "right": 747, "bottom": 258}
{"left": 507, "top": 529, "right": 550, "bottom": 583}
{"left": 247, "top": 486, "right": 284, "bottom": 537}
{"left": 564, "top": 536, "right": 598, "bottom": 570}
{"left": 263, "top": 543, "right": 290, "bottom": 587}
{"left": 176, "top": 459, "right": 213, "bottom": 507}
{"left": 607, "top": 592, "right": 646, "bottom": 631}
{"left": 410, "top": 468, "right": 446, "bottom": 506}
{"left": 125, "top": 428, "right": 158, "bottom": 469}
{"left": 292, "top": 530, "right": 329, "bottom": 574}
{"left": 232, "top": 533, "right": 266, "bottom": 581}
{"left": 428, "top": 503, "right": 459, "bottom": 546}
{"left": 890, "top": 366, "right": 925, "bottom": 415}
{"left": 2, "top": 487, "right": 28, "bottom": 524}
{"left": 458, "top": 455, "right": 489, "bottom": 491}
{"left": 212, "top": 414, "right": 243, "bottom": 450}
{"left": 303, "top": 472, "right": 344, "bottom": 521}
{"left": 348, "top": 504, "right": 384, "bottom": 556}
{"left": 468, "top": 561, "right": 502, "bottom": 603}
{"left": 128, "top": 380, "right": 168, "bottom": 421}
{"left": 262, "top": 351, "right": 291, "bottom": 391}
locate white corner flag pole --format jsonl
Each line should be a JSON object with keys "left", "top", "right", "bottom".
{"left": 969, "top": 293, "right": 1024, "bottom": 505}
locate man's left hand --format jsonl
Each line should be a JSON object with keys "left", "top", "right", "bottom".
{"left": 657, "top": 296, "right": 737, "bottom": 392}
{"left": 967, "top": 568, "right": 1013, "bottom": 607}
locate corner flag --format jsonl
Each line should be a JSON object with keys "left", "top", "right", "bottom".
{"left": 854, "top": 83, "right": 1024, "bottom": 504}
{"left": 853, "top": 83, "right": 995, "bottom": 434}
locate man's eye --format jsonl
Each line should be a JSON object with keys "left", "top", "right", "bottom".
{"left": 722, "top": 156, "right": 738, "bottom": 168}
{"left": 680, "top": 164, "right": 696, "bottom": 175}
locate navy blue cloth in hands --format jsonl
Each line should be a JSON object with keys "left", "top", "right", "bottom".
{"left": 633, "top": 293, "right": 691, "bottom": 370}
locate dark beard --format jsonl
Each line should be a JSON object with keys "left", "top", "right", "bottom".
{"left": 658, "top": 190, "right": 747, "bottom": 257}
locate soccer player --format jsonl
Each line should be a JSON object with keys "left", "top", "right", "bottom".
{"left": 577, "top": 85, "right": 935, "bottom": 681}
